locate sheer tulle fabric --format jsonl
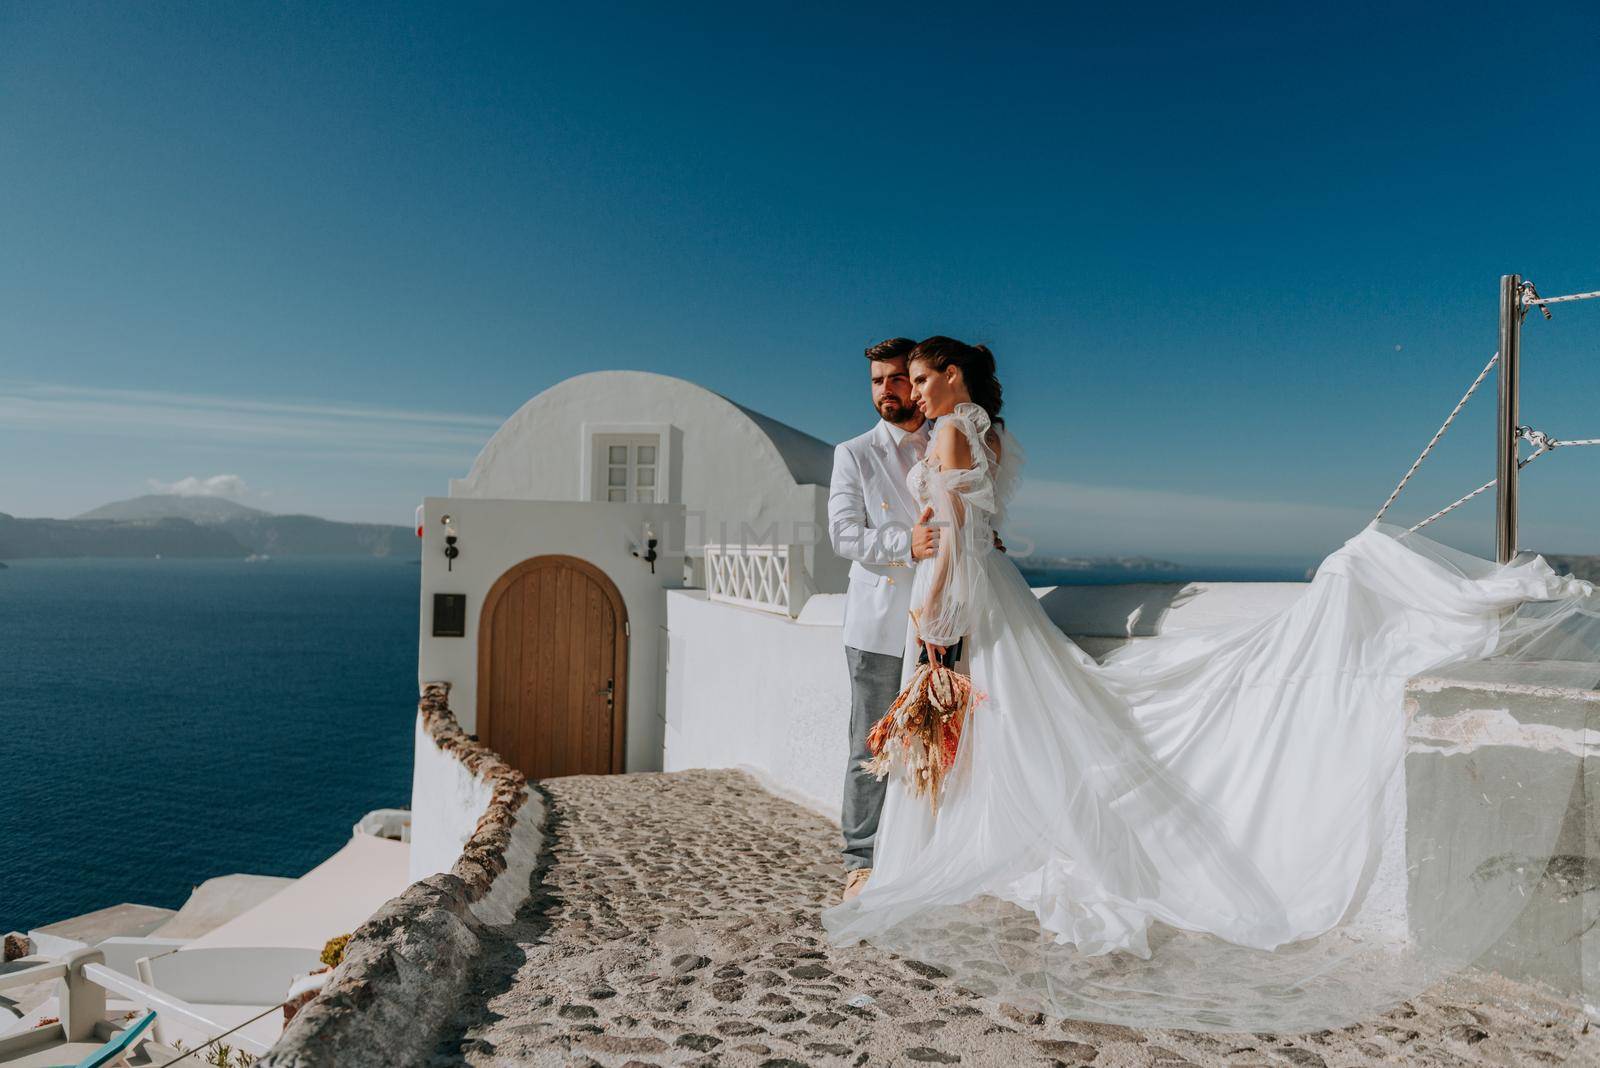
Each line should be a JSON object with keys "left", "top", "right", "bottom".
{"left": 821, "top": 402, "right": 1598, "bottom": 1030}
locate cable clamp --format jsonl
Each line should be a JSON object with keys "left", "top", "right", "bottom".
{"left": 1520, "top": 279, "right": 1553, "bottom": 320}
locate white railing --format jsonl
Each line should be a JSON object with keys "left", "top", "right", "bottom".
{"left": 701, "top": 543, "right": 813, "bottom": 618}
{"left": 83, "top": 962, "right": 273, "bottom": 1054}
{"left": 0, "top": 948, "right": 287, "bottom": 1058}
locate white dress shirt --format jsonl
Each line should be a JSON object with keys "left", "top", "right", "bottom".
{"left": 828, "top": 417, "right": 931, "bottom": 656}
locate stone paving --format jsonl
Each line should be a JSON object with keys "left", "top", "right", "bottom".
{"left": 441, "top": 769, "right": 1597, "bottom": 1068}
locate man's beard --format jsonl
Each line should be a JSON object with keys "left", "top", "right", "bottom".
{"left": 877, "top": 398, "right": 917, "bottom": 424}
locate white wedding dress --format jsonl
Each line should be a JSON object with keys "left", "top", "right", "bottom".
{"left": 821, "top": 402, "right": 1597, "bottom": 1030}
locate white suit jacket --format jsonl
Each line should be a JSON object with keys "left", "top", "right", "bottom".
{"left": 828, "top": 419, "right": 931, "bottom": 657}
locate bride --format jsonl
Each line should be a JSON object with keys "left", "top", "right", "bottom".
{"left": 820, "top": 336, "right": 1596, "bottom": 1030}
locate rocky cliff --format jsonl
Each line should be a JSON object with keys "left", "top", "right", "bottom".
{"left": 0, "top": 514, "right": 248, "bottom": 559}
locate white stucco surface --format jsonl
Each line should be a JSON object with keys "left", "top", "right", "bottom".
{"left": 408, "top": 708, "right": 548, "bottom": 924}
{"left": 664, "top": 590, "right": 852, "bottom": 819}
{"left": 469, "top": 793, "right": 546, "bottom": 926}
{"left": 187, "top": 836, "right": 410, "bottom": 951}
{"left": 408, "top": 713, "right": 496, "bottom": 883}
{"left": 447, "top": 370, "right": 846, "bottom": 593}
{"left": 418, "top": 496, "right": 684, "bottom": 766}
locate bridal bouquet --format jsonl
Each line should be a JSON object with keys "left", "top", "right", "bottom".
{"left": 860, "top": 658, "right": 983, "bottom": 813}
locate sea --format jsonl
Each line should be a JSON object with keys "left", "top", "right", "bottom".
{"left": 0, "top": 554, "right": 1309, "bottom": 936}
{"left": 1, "top": 556, "right": 418, "bottom": 935}
{"left": 1017, "top": 563, "right": 1311, "bottom": 586}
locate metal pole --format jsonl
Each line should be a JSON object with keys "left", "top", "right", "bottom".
{"left": 1495, "top": 274, "right": 1522, "bottom": 563}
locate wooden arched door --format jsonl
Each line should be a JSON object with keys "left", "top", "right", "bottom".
{"left": 477, "top": 554, "right": 627, "bottom": 778}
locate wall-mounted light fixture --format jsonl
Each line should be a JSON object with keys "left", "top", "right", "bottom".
{"left": 632, "top": 521, "right": 658, "bottom": 574}
{"left": 441, "top": 513, "right": 460, "bottom": 572}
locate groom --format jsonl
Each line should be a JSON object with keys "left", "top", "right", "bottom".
{"left": 828, "top": 337, "right": 942, "bottom": 902}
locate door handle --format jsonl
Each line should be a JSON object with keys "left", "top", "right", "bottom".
{"left": 597, "top": 678, "right": 614, "bottom": 702}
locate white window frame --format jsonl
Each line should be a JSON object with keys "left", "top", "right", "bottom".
{"left": 579, "top": 422, "right": 677, "bottom": 504}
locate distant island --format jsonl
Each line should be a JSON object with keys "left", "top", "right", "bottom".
{"left": 1014, "top": 553, "right": 1183, "bottom": 576}
{"left": 0, "top": 495, "right": 420, "bottom": 561}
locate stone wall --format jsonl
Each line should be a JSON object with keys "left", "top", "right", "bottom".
{"left": 407, "top": 710, "right": 497, "bottom": 884}
{"left": 258, "top": 683, "right": 546, "bottom": 1066}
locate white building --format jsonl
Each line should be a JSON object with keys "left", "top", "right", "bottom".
{"left": 417, "top": 370, "right": 846, "bottom": 782}
{"left": 449, "top": 370, "right": 843, "bottom": 590}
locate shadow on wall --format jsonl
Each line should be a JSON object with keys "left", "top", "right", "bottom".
{"left": 1036, "top": 583, "right": 1201, "bottom": 639}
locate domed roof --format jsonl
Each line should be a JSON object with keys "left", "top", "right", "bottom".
{"left": 454, "top": 370, "right": 835, "bottom": 497}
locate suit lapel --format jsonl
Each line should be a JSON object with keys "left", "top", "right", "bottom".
{"left": 870, "top": 422, "right": 923, "bottom": 524}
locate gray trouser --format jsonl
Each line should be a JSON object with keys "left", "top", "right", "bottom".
{"left": 841, "top": 645, "right": 903, "bottom": 871}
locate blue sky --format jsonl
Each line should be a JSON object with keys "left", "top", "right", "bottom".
{"left": 2, "top": 3, "right": 1596, "bottom": 562}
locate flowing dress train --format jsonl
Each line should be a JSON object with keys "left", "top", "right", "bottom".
{"left": 821, "top": 401, "right": 1597, "bottom": 1030}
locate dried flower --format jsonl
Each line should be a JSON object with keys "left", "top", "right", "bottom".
{"left": 860, "top": 662, "right": 984, "bottom": 812}
{"left": 321, "top": 933, "right": 351, "bottom": 969}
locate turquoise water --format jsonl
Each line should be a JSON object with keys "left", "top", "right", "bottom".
{"left": 0, "top": 557, "right": 418, "bottom": 935}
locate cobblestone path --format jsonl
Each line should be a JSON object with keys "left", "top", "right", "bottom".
{"left": 444, "top": 769, "right": 1595, "bottom": 1068}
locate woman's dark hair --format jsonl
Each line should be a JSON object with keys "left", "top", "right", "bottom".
{"left": 907, "top": 336, "right": 1004, "bottom": 427}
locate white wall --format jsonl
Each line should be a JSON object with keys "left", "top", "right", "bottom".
{"left": 447, "top": 370, "right": 845, "bottom": 593}
{"left": 663, "top": 579, "right": 1310, "bottom": 822}
{"left": 418, "top": 496, "right": 684, "bottom": 770}
{"left": 408, "top": 709, "right": 548, "bottom": 924}
{"left": 663, "top": 590, "right": 852, "bottom": 818}
{"left": 408, "top": 714, "right": 494, "bottom": 882}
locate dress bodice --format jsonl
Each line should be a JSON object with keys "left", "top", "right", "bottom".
{"left": 903, "top": 402, "right": 1015, "bottom": 648}
{"left": 906, "top": 401, "right": 1009, "bottom": 533}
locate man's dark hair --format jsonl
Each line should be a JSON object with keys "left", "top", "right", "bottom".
{"left": 864, "top": 337, "right": 917, "bottom": 363}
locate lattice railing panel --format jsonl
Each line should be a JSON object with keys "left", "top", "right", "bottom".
{"left": 702, "top": 543, "right": 809, "bottom": 618}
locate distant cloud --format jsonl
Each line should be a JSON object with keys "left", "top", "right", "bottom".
{"left": 0, "top": 381, "right": 504, "bottom": 468}
{"left": 146, "top": 474, "right": 249, "bottom": 498}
